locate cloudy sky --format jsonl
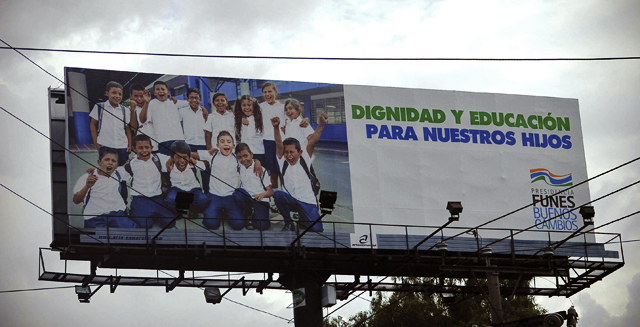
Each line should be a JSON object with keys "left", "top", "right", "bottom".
{"left": 0, "top": 1, "right": 638, "bottom": 326}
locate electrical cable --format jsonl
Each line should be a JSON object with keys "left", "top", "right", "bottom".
{"left": 0, "top": 104, "right": 240, "bottom": 246}
{"left": 327, "top": 178, "right": 639, "bottom": 325}
{"left": 453, "top": 178, "right": 640, "bottom": 266}
{"left": 0, "top": 285, "right": 78, "bottom": 294}
{"left": 157, "top": 270, "right": 291, "bottom": 322}
{"left": 3, "top": 38, "right": 638, "bottom": 325}
{"left": 1, "top": 46, "right": 639, "bottom": 61}
{"left": 0, "top": 182, "right": 104, "bottom": 244}
{"left": 1, "top": 37, "right": 349, "bottom": 249}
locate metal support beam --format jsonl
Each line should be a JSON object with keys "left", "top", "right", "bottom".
{"left": 289, "top": 213, "right": 328, "bottom": 248}
{"left": 165, "top": 270, "right": 185, "bottom": 292}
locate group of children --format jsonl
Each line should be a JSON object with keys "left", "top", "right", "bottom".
{"left": 75, "top": 80, "right": 329, "bottom": 232}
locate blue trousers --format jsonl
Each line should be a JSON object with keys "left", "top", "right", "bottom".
{"left": 130, "top": 195, "right": 177, "bottom": 229}
{"left": 262, "top": 140, "right": 279, "bottom": 174}
{"left": 157, "top": 140, "right": 178, "bottom": 156}
{"left": 273, "top": 190, "right": 323, "bottom": 232}
{"left": 84, "top": 210, "right": 137, "bottom": 228}
{"left": 234, "top": 188, "right": 271, "bottom": 231}
{"left": 165, "top": 187, "right": 210, "bottom": 213}
{"left": 203, "top": 191, "right": 245, "bottom": 230}
{"left": 189, "top": 144, "right": 210, "bottom": 194}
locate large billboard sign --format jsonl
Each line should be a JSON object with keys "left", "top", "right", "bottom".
{"left": 58, "top": 67, "right": 591, "bottom": 249}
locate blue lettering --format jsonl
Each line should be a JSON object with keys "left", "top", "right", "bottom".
{"left": 366, "top": 124, "right": 378, "bottom": 139}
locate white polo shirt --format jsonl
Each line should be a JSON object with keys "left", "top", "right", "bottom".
{"left": 239, "top": 115, "right": 265, "bottom": 154}
{"left": 89, "top": 101, "right": 131, "bottom": 148}
{"left": 278, "top": 151, "right": 317, "bottom": 205}
{"left": 198, "top": 150, "right": 239, "bottom": 197}
{"left": 177, "top": 101, "right": 207, "bottom": 146}
{"left": 117, "top": 154, "right": 169, "bottom": 197}
{"left": 135, "top": 105, "right": 157, "bottom": 149}
{"left": 204, "top": 110, "right": 235, "bottom": 145}
{"left": 284, "top": 117, "right": 314, "bottom": 152}
{"left": 73, "top": 171, "right": 126, "bottom": 219}
{"left": 260, "top": 101, "right": 285, "bottom": 141}
{"left": 146, "top": 98, "right": 185, "bottom": 143}
{"left": 239, "top": 161, "right": 271, "bottom": 202}
{"left": 170, "top": 160, "right": 206, "bottom": 191}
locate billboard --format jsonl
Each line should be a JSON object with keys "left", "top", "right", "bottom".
{"left": 60, "top": 67, "right": 591, "bottom": 249}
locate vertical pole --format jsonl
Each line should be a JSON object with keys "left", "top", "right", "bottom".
{"left": 486, "top": 270, "right": 504, "bottom": 325}
{"left": 278, "top": 271, "right": 329, "bottom": 327}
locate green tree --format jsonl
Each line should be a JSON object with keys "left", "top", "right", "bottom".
{"left": 325, "top": 277, "right": 546, "bottom": 327}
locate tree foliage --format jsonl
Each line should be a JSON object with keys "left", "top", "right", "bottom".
{"left": 324, "top": 277, "right": 546, "bottom": 327}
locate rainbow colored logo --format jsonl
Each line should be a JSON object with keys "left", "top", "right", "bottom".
{"left": 530, "top": 169, "right": 573, "bottom": 187}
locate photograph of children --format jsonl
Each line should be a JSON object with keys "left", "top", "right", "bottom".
{"left": 65, "top": 67, "right": 354, "bottom": 237}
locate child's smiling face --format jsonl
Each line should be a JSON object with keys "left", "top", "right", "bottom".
{"left": 154, "top": 84, "right": 169, "bottom": 101}
{"left": 283, "top": 144, "right": 302, "bottom": 166}
{"left": 172, "top": 152, "right": 190, "bottom": 172}
{"left": 97, "top": 153, "right": 118, "bottom": 176}
{"left": 216, "top": 135, "right": 235, "bottom": 156}
{"left": 105, "top": 87, "right": 123, "bottom": 107}
{"left": 241, "top": 99, "right": 254, "bottom": 117}
{"left": 213, "top": 95, "right": 228, "bottom": 114}
{"left": 134, "top": 140, "right": 153, "bottom": 161}
{"left": 236, "top": 149, "right": 253, "bottom": 168}
{"left": 285, "top": 103, "right": 300, "bottom": 120}
{"left": 130, "top": 90, "right": 145, "bottom": 107}
{"left": 262, "top": 86, "right": 277, "bottom": 105}
{"left": 188, "top": 92, "right": 201, "bottom": 110}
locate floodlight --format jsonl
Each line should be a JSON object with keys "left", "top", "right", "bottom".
{"left": 579, "top": 206, "right": 595, "bottom": 226}
{"left": 479, "top": 246, "right": 492, "bottom": 257}
{"left": 435, "top": 241, "right": 448, "bottom": 252}
{"left": 446, "top": 201, "right": 463, "bottom": 221}
{"left": 75, "top": 285, "right": 91, "bottom": 303}
{"left": 175, "top": 191, "right": 195, "bottom": 213}
{"left": 441, "top": 292, "right": 456, "bottom": 304}
{"left": 542, "top": 246, "right": 554, "bottom": 258}
{"left": 319, "top": 191, "right": 337, "bottom": 214}
{"left": 204, "top": 287, "right": 222, "bottom": 304}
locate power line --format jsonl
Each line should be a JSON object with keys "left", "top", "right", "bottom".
{"left": 0, "top": 182, "right": 104, "bottom": 244}
{"left": 0, "top": 104, "right": 239, "bottom": 245}
{"left": 1, "top": 46, "right": 639, "bottom": 62}
{"left": 0, "top": 285, "right": 77, "bottom": 294}
{"left": 157, "top": 270, "right": 291, "bottom": 322}
{"left": 0, "top": 37, "right": 351, "bottom": 249}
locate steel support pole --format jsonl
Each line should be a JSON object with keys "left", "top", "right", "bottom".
{"left": 486, "top": 271, "right": 504, "bottom": 324}
{"left": 278, "top": 271, "right": 330, "bottom": 327}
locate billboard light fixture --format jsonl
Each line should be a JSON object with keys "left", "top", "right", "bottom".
{"left": 435, "top": 241, "right": 448, "bottom": 252}
{"left": 446, "top": 201, "right": 463, "bottom": 221}
{"left": 542, "top": 246, "right": 554, "bottom": 257}
{"left": 75, "top": 285, "right": 92, "bottom": 303}
{"left": 204, "top": 287, "right": 222, "bottom": 304}
{"left": 579, "top": 206, "right": 595, "bottom": 226}
{"left": 441, "top": 292, "right": 456, "bottom": 304}
{"left": 319, "top": 191, "right": 337, "bottom": 215}
{"left": 479, "top": 246, "right": 492, "bottom": 257}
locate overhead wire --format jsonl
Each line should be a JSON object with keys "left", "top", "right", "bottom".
{"left": 2, "top": 38, "right": 638, "bottom": 324}
{"left": 1, "top": 37, "right": 351, "bottom": 248}
{"left": 0, "top": 41, "right": 350, "bottom": 322}
{"left": 0, "top": 104, "right": 240, "bottom": 246}
{"left": 1, "top": 46, "right": 639, "bottom": 61}
{"left": 157, "top": 270, "right": 291, "bottom": 323}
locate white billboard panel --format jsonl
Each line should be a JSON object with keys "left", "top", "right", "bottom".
{"left": 345, "top": 85, "right": 589, "bottom": 242}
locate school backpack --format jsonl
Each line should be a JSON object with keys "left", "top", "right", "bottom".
{"left": 281, "top": 156, "right": 320, "bottom": 196}
{"left": 83, "top": 171, "right": 122, "bottom": 213}
{"left": 123, "top": 154, "right": 171, "bottom": 196}
{"left": 96, "top": 102, "right": 127, "bottom": 136}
